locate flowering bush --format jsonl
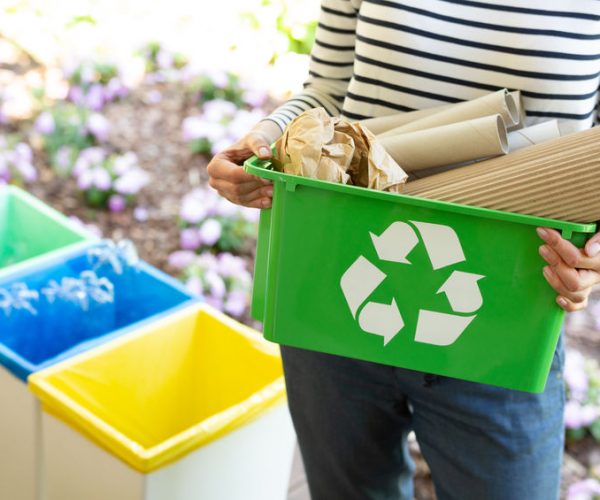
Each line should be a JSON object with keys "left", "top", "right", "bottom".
{"left": 72, "top": 149, "right": 150, "bottom": 210}
{"left": 178, "top": 186, "right": 259, "bottom": 254}
{"left": 139, "top": 41, "right": 189, "bottom": 84}
{"left": 0, "top": 136, "right": 36, "bottom": 185}
{"left": 565, "top": 349, "right": 600, "bottom": 441}
{"left": 65, "top": 61, "right": 129, "bottom": 111}
{"left": 169, "top": 250, "right": 252, "bottom": 318}
{"left": 33, "top": 104, "right": 110, "bottom": 174}
{"left": 567, "top": 478, "right": 600, "bottom": 500}
{"left": 182, "top": 99, "right": 266, "bottom": 155}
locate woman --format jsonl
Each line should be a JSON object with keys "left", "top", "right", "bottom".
{"left": 208, "top": 1, "right": 600, "bottom": 498}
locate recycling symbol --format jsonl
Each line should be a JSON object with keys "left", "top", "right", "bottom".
{"left": 340, "top": 221, "right": 484, "bottom": 346}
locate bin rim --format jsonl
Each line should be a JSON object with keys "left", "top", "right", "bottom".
{"left": 244, "top": 156, "right": 597, "bottom": 235}
{"left": 0, "top": 187, "right": 98, "bottom": 280}
{"left": 3, "top": 185, "right": 99, "bottom": 241}
{"left": 0, "top": 241, "right": 197, "bottom": 380}
{"left": 28, "top": 303, "right": 286, "bottom": 473}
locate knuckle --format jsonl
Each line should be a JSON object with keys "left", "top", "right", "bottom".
{"left": 565, "top": 254, "right": 580, "bottom": 268}
{"left": 570, "top": 293, "right": 586, "bottom": 304}
{"left": 565, "top": 277, "right": 581, "bottom": 292}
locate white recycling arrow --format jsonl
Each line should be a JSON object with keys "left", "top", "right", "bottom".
{"left": 410, "top": 221, "right": 465, "bottom": 270}
{"left": 370, "top": 222, "right": 418, "bottom": 263}
{"left": 358, "top": 299, "right": 404, "bottom": 345}
{"left": 415, "top": 310, "right": 475, "bottom": 346}
{"left": 340, "top": 256, "right": 385, "bottom": 317}
{"left": 437, "top": 271, "right": 485, "bottom": 313}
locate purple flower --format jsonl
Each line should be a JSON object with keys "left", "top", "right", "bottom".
{"left": 204, "top": 69, "right": 228, "bottom": 89}
{"left": 14, "top": 143, "right": 32, "bottom": 163}
{"left": 86, "top": 84, "right": 105, "bottom": 111}
{"left": 217, "top": 253, "right": 247, "bottom": 278}
{"left": 108, "top": 194, "right": 126, "bottom": 212}
{"left": 114, "top": 168, "right": 150, "bottom": 195}
{"left": 196, "top": 252, "right": 218, "bottom": 271}
{"left": 77, "top": 169, "right": 94, "bottom": 190}
{"left": 104, "top": 77, "right": 128, "bottom": 101}
{"left": 240, "top": 206, "right": 260, "bottom": 223}
{"left": 87, "top": 113, "right": 110, "bottom": 142}
{"left": 15, "top": 159, "right": 37, "bottom": 183}
{"left": 567, "top": 479, "right": 600, "bottom": 500}
{"left": 205, "top": 271, "right": 226, "bottom": 299}
{"left": 113, "top": 152, "right": 138, "bottom": 175}
{"left": 182, "top": 116, "right": 225, "bottom": 143}
{"left": 205, "top": 295, "right": 224, "bottom": 311}
{"left": 68, "top": 216, "right": 103, "bottom": 237}
{"left": 202, "top": 99, "right": 237, "bottom": 122}
{"left": 227, "top": 109, "right": 265, "bottom": 140}
{"left": 565, "top": 351, "right": 588, "bottom": 398}
{"left": 68, "top": 85, "right": 84, "bottom": 105}
{"left": 73, "top": 147, "right": 106, "bottom": 176}
{"left": 199, "top": 219, "right": 222, "bottom": 246}
{"left": 0, "top": 155, "right": 9, "bottom": 182}
{"left": 168, "top": 250, "right": 196, "bottom": 270}
{"left": 180, "top": 189, "right": 209, "bottom": 224}
{"left": 92, "top": 167, "right": 111, "bottom": 191}
{"left": 34, "top": 112, "right": 55, "bottom": 135}
{"left": 224, "top": 290, "right": 247, "bottom": 317}
{"left": 156, "top": 49, "right": 174, "bottom": 70}
{"left": 180, "top": 228, "right": 202, "bottom": 250}
{"left": 55, "top": 146, "right": 73, "bottom": 173}
{"left": 564, "top": 401, "right": 598, "bottom": 429}
{"left": 185, "top": 276, "right": 203, "bottom": 296}
{"left": 214, "top": 197, "right": 238, "bottom": 217}
{"left": 79, "top": 147, "right": 106, "bottom": 164}
{"left": 133, "top": 206, "right": 149, "bottom": 222}
{"left": 210, "top": 137, "right": 234, "bottom": 155}
{"left": 146, "top": 90, "right": 162, "bottom": 104}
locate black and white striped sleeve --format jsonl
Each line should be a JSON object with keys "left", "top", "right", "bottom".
{"left": 264, "top": 0, "right": 359, "bottom": 132}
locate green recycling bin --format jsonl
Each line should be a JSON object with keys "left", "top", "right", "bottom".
{"left": 245, "top": 156, "right": 597, "bottom": 393}
{"left": 0, "top": 186, "right": 93, "bottom": 277}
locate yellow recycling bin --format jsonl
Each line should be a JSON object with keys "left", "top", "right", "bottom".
{"left": 29, "top": 304, "right": 296, "bottom": 500}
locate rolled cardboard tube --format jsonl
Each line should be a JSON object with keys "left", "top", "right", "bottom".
{"left": 358, "top": 103, "right": 452, "bottom": 135}
{"left": 507, "top": 120, "right": 561, "bottom": 152}
{"left": 507, "top": 90, "right": 526, "bottom": 131}
{"left": 381, "top": 89, "right": 518, "bottom": 136}
{"left": 378, "top": 114, "right": 507, "bottom": 173}
{"left": 403, "top": 132, "right": 589, "bottom": 196}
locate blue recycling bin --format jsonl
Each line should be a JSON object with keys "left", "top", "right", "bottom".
{"left": 0, "top": 241, "right": 196, "bottom": 381}
{"left": 0, "top": 240, "right": 197, "bottom": 500}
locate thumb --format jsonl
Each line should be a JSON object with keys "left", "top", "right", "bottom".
{"left": 585, "top": 231, "right": 600, "bottom": 258}
{"left": 246, "top": 132, "right": 272, "bottom": 160}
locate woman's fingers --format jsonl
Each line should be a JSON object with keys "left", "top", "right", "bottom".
{"left": 537, "top": 227, "right": 598, "bottom": 271}
{"left": 209, "top": 177, "right": 273, "bottom": 208}
{"left": 542, "top": 266, "right": 590, "bottom": 308}
{"left": 207, "top": 154, "right": 269, "bottom": 185}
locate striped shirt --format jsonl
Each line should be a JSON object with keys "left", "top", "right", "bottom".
{"left": 266, "top": 0, "right": 600, "bottom": 134}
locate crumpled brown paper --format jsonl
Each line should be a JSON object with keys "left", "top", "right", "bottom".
{"left": 274, "top": 108, "right": 407, "bottom": 192}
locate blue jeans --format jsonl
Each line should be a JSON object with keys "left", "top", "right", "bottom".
{"left": 281, "top": 337, "right": 565, "bottom": 500}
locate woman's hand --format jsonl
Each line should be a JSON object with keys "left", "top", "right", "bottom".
{"left": 207, "top": 120, "right": 282, "bottom": 209}
{"left": 537, "top": 227, "right": 600, "bottom": 311}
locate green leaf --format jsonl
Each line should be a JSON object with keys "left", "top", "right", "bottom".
{"left": 66, "top": 15, "right": 97, "bottom": 28}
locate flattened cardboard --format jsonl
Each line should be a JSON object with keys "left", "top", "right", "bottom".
{"left": 403, "top": 126, "right": 600, "bottom": 223}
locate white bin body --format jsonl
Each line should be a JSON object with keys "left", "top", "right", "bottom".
{"left": 0, "top": 366, "right": 41, "bottom": 500}
{"left": 41, "top": 403, "right": 296, "bottom": 500}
